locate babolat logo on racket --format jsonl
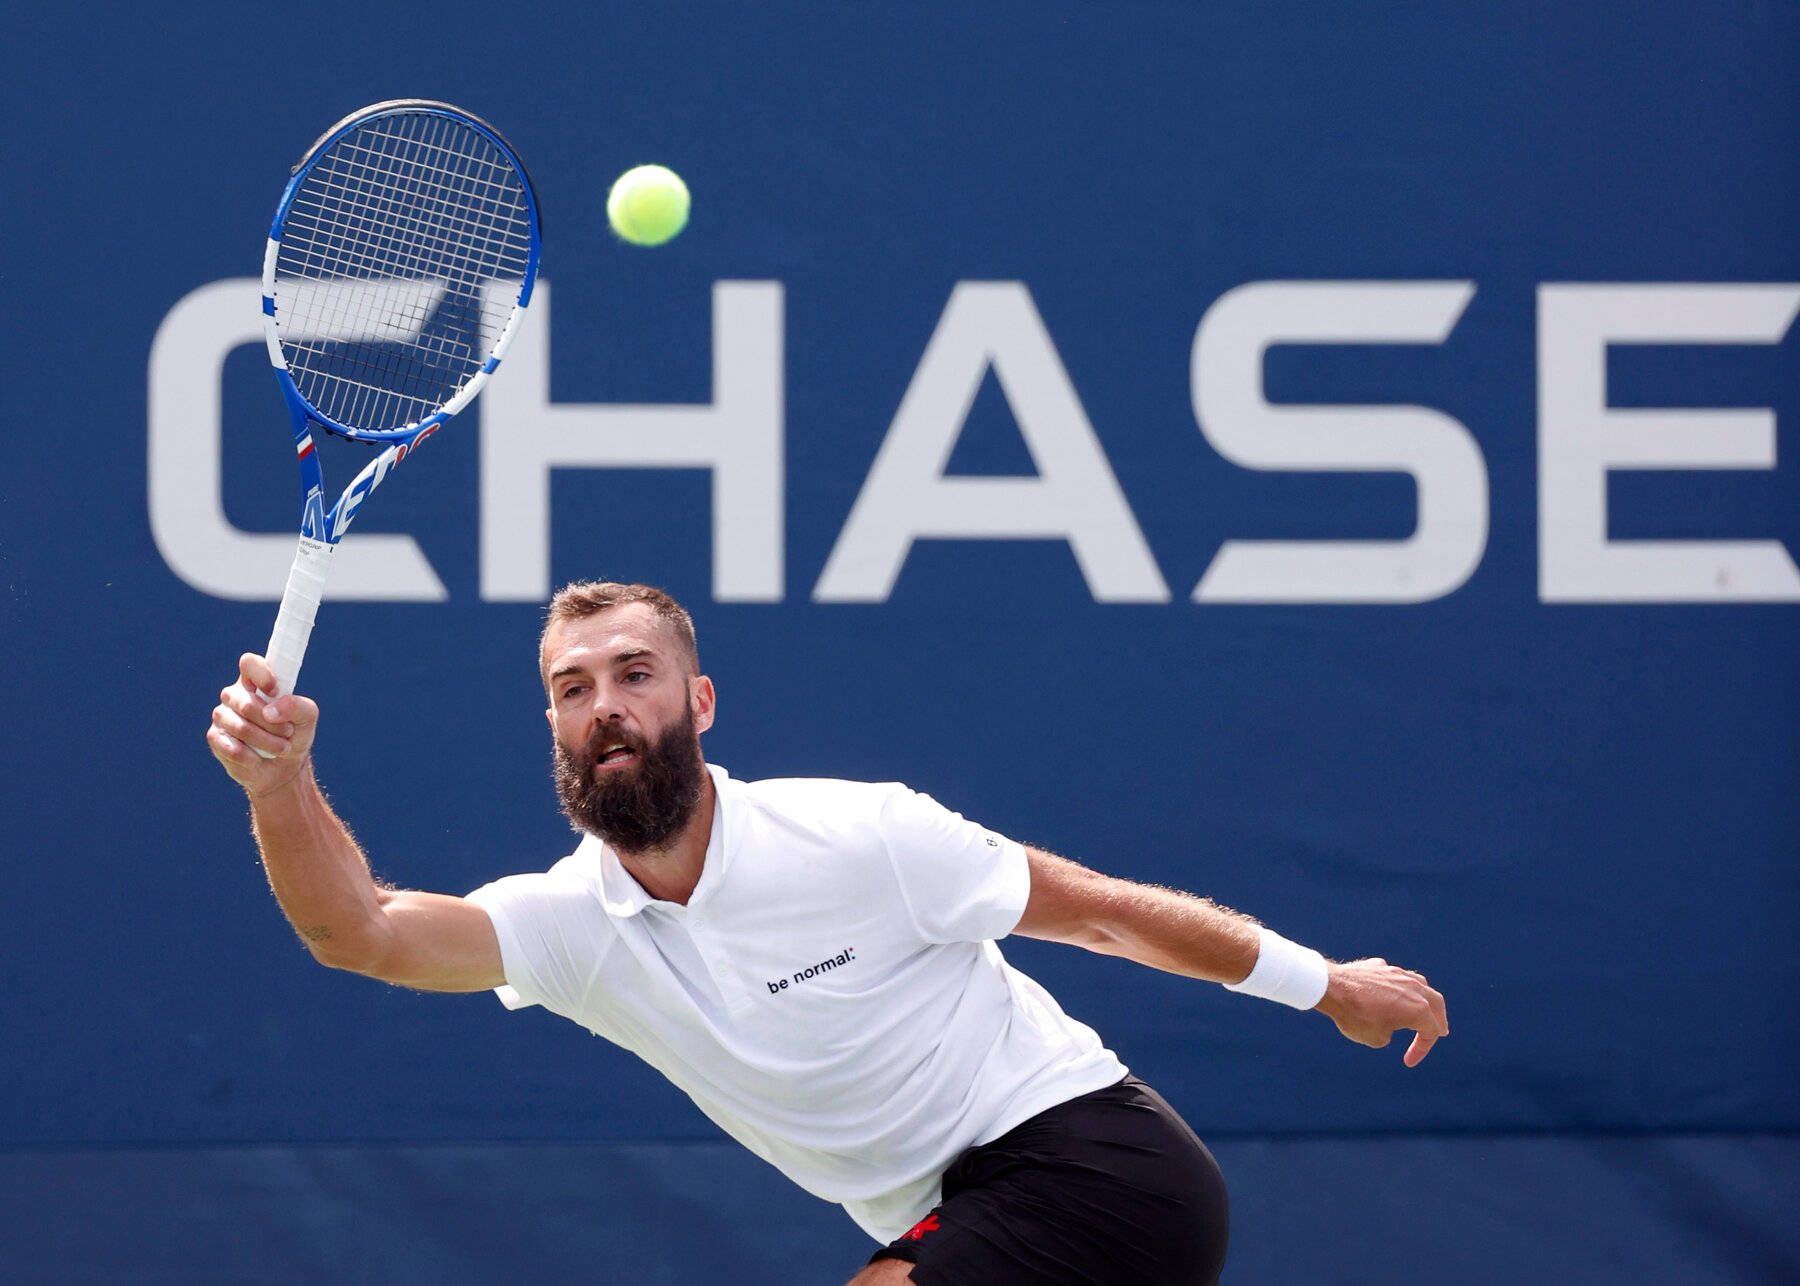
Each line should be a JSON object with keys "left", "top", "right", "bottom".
{"left": 300, "top": 485, "right": 327, "bottom": 544}
{"left": 252, "top": 98, "right": 542, "bottom": 750}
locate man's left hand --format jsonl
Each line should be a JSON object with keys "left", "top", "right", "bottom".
{"left": 1315, "top": 958, "right": 1449, "bottom": 1066}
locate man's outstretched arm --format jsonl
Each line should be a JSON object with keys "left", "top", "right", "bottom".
{"left": 1012, "top": 847, "right": 1449, "bottom": 1066}
{"left": 208, "top": 652, "right": 504, "bottom": 993}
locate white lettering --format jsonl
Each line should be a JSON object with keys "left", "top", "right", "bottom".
{"left": 1191, "top": 281, "right": 1485, "bottom": 603}
{"left": 479, "top": 281, "right": 785, "bottom": 602}
{"left": 814, "top": 282, "right": 1169, "bottom": 602}
{"left": 1538, "top": 284, "right": 1800, "bottom": 601}
{"left": 150, "top": 276, "right": 1799, "bottom": 610}
{"left": 147, "top": 278, "right": 446, "bottom": 601}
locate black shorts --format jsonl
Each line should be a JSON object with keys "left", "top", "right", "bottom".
{"left": 870, "top": 1076, "right": 1229, "bottom": 1285}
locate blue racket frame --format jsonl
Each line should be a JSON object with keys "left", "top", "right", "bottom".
{"left": 261, "top": 99, "right": 542, "bottom": 547}
{"left": 252, "top": 100, "right": 542, "bottom": 715}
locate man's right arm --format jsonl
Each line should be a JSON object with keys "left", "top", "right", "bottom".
{"left": 208, "top": 652, "right": 504, "bottom": 994}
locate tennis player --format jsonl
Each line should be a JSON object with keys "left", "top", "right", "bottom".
{"left": 208, "top": 581, "right": 1448, "bottom": 1286}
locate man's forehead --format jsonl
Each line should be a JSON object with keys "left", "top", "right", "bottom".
{"left": 542, "top": 603, "right": 679, "bottom": 668}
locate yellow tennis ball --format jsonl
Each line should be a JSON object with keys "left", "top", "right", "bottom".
{"left": 607, "top": 164, "right": 690, "bottom": 246}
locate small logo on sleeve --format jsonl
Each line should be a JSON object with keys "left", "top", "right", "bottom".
{"left": 901, "top": 1215, "right": 940, "bottom": 1242}
{"left": 766, "top": 946, "right": 855, "bottom": 994}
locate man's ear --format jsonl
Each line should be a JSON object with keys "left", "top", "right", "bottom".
{"left": 690, "top": 674, "right": 716, "bottom": 734}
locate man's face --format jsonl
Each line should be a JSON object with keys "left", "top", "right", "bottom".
{"left": 542, "top": 604, "right": 715, "bottom": 852}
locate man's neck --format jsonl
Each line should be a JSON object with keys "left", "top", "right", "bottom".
{"left": 612, "top": 769, "right": 716, "bottom": 906}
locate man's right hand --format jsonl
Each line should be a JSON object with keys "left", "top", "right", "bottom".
{"left": 207, "top": 653, "right": 319, "bottom": 797}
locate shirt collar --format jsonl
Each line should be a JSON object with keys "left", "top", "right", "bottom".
{"left": 586, "top": 763, "right": 734, "bottom": 917}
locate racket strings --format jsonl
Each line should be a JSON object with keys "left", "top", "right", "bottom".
{"left": 300, "top": 125, "right": 530, "bottom": 300}
{"left": 282, "top": 116, "right": 523, "bottom": 426}
{"left": 273, "top": 109, "right": 533, "bottom": 433}
{"left": 301, "top": 123, "right": 502, "bottom": 385}
{"left": 288, "top": 116, "right": 524, "bottom": 345}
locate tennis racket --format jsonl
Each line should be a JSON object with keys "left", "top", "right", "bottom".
{"left": 254, "top": 99, "right": 541, "bottom": 746}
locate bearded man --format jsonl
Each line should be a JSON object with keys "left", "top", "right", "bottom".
{"left": 209, "top": 580, "right": 1447, "bottom": 1286}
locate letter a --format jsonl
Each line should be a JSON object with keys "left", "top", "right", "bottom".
{"left": 814, "top": 283, "right": 1168, "bottom": 603}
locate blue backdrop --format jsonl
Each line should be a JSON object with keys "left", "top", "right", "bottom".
{"left": 2, "top": 2, "right": 1796, "bottom": 1281}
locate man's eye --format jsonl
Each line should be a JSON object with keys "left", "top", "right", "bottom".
{"left": 624, "top": 670, "right": 650, "bottom": 683}
{"left": 561, "top": 685, "right": 587, "bottom": 701}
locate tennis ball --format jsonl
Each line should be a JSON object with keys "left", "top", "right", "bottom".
{"left": 607, "top": 164, "right": 690, "bottom": 246}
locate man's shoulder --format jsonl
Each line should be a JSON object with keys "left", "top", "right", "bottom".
{"left": 735, "top": 772, "right": 906, "bottom": 798}
{"left": 729, "top": 773, "right": 912, "bottom": 821}
{"left": 480, "top": 837, "right": 604, "bottom": 891}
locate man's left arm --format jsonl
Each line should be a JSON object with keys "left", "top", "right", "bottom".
{"left": 1012, "top": 847, "right": 1449, "bottom": 1066}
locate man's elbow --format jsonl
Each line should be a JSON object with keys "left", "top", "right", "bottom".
{"left": 1017, "top": 849, "right": 1132, "bottom": 953}
{"left": 1045, "top": 918, "right": 1130, "bottom": 955}
{"left": 297, "top": 918, "right": 391, "bottom": 977}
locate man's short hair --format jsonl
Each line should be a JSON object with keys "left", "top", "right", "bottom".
{"left": 541, "top": 581, "right": 700, "bottom": 684}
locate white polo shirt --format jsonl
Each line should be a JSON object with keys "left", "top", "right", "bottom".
{"left": 467, "top": 764, "right": 1127, "bottom": 1241}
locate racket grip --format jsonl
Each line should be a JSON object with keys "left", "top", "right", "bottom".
{"left": 255, "top": 536, "right": 336, "bottom": 759}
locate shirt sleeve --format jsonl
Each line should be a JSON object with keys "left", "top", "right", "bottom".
{"left": 876, "top": 785, "right": 1030, "bottom": 944}
{"left": 465, "top": 871, "right": 601, "bottom": 1013}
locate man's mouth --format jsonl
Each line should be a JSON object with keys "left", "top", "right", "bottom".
{"left": 594, "top": 743, "right": 638, "bottom": 769}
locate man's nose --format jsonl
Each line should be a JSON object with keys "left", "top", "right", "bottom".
{"left": 587, "top": 681, "right": 626, "bottom": 723}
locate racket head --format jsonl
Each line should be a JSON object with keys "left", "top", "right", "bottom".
{"left": 261, "top": 100, "right": 542, "bottom": 444}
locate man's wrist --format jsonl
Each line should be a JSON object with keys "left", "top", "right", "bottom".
{"left": 1223, "top": 927, "right": 1330, "bottom": 1010}
{"left": 245, "top": 754, "right": 316, "bottom": 804}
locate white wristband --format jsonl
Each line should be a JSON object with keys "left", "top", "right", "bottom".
{"left": 1224, "top": 927, "right": 1330, "bottom": 1011}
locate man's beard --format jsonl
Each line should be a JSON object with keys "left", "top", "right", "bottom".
{"left": 552, "top": 708, "right": 707, "bottom": 854}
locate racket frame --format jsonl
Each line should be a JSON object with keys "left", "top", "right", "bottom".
{"left": 256, "top": 99, "right": 541, "bottom": 709}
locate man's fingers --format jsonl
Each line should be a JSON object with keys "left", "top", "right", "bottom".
{"left": 219, "top": 676, "right": 318, "bottom": 740}
{"left": 213, "top": 703, "right": 292, "bottom": 757}
{"left": 253, "top": 689, "right": 318, "bottom": 733}
{"left": 1400, "top": 981, "right": 1448, "bottom": 1064}
{"left": 219, "top": 685, "right": 292, "bottom": 742}
{"left": 239, "top": 653, "right": 279, "bottom": 700}
{"left": 277, "top": 692, "right": 320, "bottom": 730}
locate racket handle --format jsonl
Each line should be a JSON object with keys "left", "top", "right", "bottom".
{"left": 255, "top": 536, "right": 336, "bottom": 760}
